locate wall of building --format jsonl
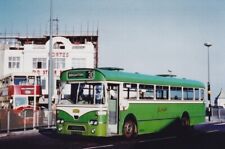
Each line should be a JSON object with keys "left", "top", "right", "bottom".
{"left": 0, "top": 36, "right": 96, "bottom": 104}
{"left": 0, "top": 49, "right": 4, "bottom": 77}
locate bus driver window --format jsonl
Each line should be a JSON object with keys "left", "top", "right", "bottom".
{"left": 95, "top": 85, "right": 103, "bottom": 104}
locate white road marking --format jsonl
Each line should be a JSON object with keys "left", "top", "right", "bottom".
{"left": 206, "top": 130, "right": 219, "bottom": 133}
{"left": 83, "top": 144, "right": 114, "bottom": 149}
{"left": 214, "top": 122, "right": 225, "bottom": 126}
{"left": 139, "top": 136, "right": 177, "bottom": 143}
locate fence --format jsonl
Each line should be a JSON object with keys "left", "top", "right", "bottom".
{"left": 1, "top": 107, "right": 225, "bottom": 135}
{"left": 211, "top": 107, "right": 225, "bottom": 122}
{"left": 0, "top": 109, "right": 55, "bottom": 135}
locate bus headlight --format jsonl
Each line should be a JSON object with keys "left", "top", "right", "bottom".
{"left": 57, "top": 119, "right": 65, "bottom": 124}
{"left": 89, "top": 120, "right": 98, "bottom": 126}
{"left": 93, "top": 121, "right": 98, "bottom": 125}
{"left": 57, "top": 120, "right": 61, "bottom": 124}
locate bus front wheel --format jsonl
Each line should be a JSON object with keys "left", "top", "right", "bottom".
{"left": 123, "top": 119, "right": 137, "bottom": 138}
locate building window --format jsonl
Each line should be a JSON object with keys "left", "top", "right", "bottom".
{"left": 53, "top": 58, "right": 65, "bottom": 69}
{"left": 41, "top": 79, "right": 46, "bottom": 90}
{"left": 8, "top": 56, "right": 20, "bottom": 69}
{"left": 56, "top": 80, "right": 60, "bottom": 89}
{"left": 72, "top": 58, "right": 86, "bottom": 68}
{"left": 33, "top": 58, "right": 47, "bottom": 69}
{"left": 53, "top": 42, "right": 65, "bottom": 49}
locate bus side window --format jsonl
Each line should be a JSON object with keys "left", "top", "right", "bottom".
{"left": 156, "top": 86, "right": 169, "bottom": 100}
{"left": 14, "top": 76, "right": 27, "bottom": 85}
{"left": 195, "top": 88, "right": 199, "bottom": 100}
{"left": 200, "top": 89, "right": 204, "bottom": 101}
{"left": 123, "top": 83, "right": 137, "bottom": 100}
{"left": 183, "top": 88, "right": 194, "bottom": 100}
{"left": 71, "top": 84, "right": 78, "bottom": 103}
{"left": 28, "top": 76, "right": 35, "bottom": 85}
{"left": 171, "top": 87, "right": 182, "bottom": 100}
{"left": 139, "top": 84, "right": 154, "bottom": 100}
{"left": 107, "top": 84, "right": 118, "bottom": 100}
{"left": 95, "top": 84, "right": 103, "bottom": 104}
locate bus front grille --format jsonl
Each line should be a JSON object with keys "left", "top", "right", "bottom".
{"left": 68, "top": 125, "right": 85, "bottom": 131}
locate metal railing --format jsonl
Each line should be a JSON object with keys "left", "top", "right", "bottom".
{"left": 0, "top": 109, "right": 55, "bottom": 135}
{"left": 1, "top": 107, "right": 225, "bottom": 136}
{"left": 211, "top": 107, "right": 225, "bottom": 122}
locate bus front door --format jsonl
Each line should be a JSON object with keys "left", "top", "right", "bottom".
{"left": 107, "top": 84, "right": 119, "bottom": 135}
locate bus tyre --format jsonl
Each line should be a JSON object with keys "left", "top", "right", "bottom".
{"left": 123, "top": 119, "right": 136, "bottom": 139}
{"left": 181, "top": 114, "right": 190, "bottom": 128}
{"left": 179, "top": 114, "right": 193, "bottom": 136}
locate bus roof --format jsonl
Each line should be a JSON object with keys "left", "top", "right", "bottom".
{"left": 0, "top": 72, "right": 39, "bottom": 80}
{"left": 61, "top": 68, "right": 205, "bottom": 88}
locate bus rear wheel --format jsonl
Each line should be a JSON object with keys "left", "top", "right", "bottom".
{"left": 181, "top": 114, "right": 190, "bottom": 128}
{"left": 123, "top": 119, "right": 136, "bottom": 139}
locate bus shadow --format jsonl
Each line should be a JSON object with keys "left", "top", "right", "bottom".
{"left": 38, "top": 127, "right": 129, "bottom": 144}
{"left": 38, "top": 120, "right": 204, "bottom": 144}
{"left": 156, "top": 119, "right": 203, "bottom": 137}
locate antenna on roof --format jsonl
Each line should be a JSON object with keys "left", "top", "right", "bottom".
{"left": 39, "top": 24, "right": 42, "bottom": 37}
{"left": 98, "top": 67, "right": 124, "bottom": 71}
{"left": 157, "top": 70, "right": 176, "bottom": 77}
{"left": 45, "top": 23, "right": 48, "bottom": 35}
{"left": 73, "top": 25, "right": 75, "bottom": 35}
{"left": 26, "top": 23, "right": 29, "bottom": 38}
{"left": 87, "top": 21, "right": 89, "bottom": 36}
{"left": 80, "top": 23, "right": 83, "bottom": 35}
{"left": 157, "top": 74, "right": 177, "bottom": 77}
{"left": 53, "top": 17, "right": 59, "bottom": 36}
{"left": 64, "top": 24, "right": 67, "bottom": 35}
{"left": 97, "top": 21, "right": 99, "bottom": 36}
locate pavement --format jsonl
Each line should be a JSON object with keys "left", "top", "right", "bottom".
{"left": 0, "top": 129, "right": 39, "bottom": 138}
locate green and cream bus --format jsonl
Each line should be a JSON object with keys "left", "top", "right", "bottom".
{"left": 56, "top": 68, "right": 205, "bottom": 138}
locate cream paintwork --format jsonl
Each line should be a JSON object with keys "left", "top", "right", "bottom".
{"left": 57, "top": 104, "right": 107, "bottom": 118}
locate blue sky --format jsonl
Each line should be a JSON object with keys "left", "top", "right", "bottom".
{"left": 1, "top": 0, "right": 225, "bottom": 102}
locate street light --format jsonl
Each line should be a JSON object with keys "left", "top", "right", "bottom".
{"left": 48, "top": 0, "right": 54, "bottom": 126}
{"left": 204, "top": 42, "right": 212, "bottom": 121}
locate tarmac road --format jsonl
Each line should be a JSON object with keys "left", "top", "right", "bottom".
{"left": 0, "top": 122, "right": 225, "bottom": 149}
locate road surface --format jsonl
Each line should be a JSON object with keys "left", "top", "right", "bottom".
{"left": 0, "top": 122, "right": 225, "bottom": 149}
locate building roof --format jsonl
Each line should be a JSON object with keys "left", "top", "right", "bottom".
{"left": 15, "top": 35, "right": 98, "bottom": 45}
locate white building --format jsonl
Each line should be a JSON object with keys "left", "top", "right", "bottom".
{"left": 0, "top": 35, "right": 98, "bottom": 105}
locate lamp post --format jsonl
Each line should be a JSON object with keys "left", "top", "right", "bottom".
{"left": 48, "top": 0, "right": 54, "bottom": 126}
{"left": 204, "top": 42, "right": 212, "bottom": 121}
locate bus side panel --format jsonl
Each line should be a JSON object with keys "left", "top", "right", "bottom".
{"left": 119, "top": 102, "right": 205, "bottom": 135}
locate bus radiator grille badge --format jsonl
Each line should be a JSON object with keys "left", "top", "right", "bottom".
{"left": 74, "top": 115, "right": 79, "bottom": 119}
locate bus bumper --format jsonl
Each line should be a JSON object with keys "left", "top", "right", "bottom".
{"left": 57, "top": 122, "right": 107, "bottom": 137}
